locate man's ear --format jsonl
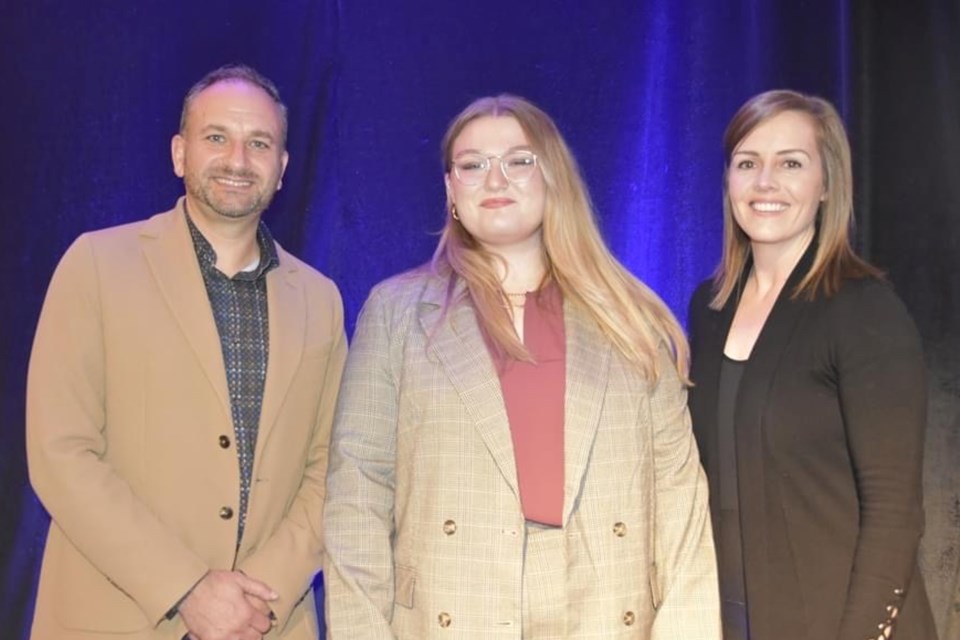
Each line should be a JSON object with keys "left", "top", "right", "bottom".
{"left": 171, "top": 134, "right": 186, "bottom": 178}
{"left": 278, "top": 150, "right": 290, "bottom": 190}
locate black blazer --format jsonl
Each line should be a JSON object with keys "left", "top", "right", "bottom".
{"left": 688, "top": 245, "right": 937, "bottom": 640}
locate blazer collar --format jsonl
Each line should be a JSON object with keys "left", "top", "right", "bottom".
{"left": 139, "top": 198, "right": 305, "bottom": 443}
{"left": 140, "top": 199, "right": 231, "bottom": 420}
{"left": 560, "top": 299, "right": 612, "bottom": 524}
{"left": 417, "top": 273, "right": 612, "bottom": 525}
{"left": 418, "top": 275, "right": 521, "bottom": 501}
{"left": 257, "top": 247, "right": 303, "bottom": 454}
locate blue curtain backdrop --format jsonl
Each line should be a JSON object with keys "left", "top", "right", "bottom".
{"left": 2, "top": 1, "right": 956, "bottom": 639}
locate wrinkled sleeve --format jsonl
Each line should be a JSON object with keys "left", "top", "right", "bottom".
{"left": 323, "top": 286, "right": 401, "bottom": 639}
{"left": 26, "top": 235, "right": 209, "bottom": 625}
{"left": 833, "top": 283, "right": 927, "bottom": 639}
{"left": 649, "top": 347, "right": 722, "bottom": 640}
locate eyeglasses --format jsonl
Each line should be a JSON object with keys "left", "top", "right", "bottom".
{"left": 451, "top": 150, "right": 539, "bottom": 186}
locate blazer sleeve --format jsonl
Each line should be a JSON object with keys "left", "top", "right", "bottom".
{"left": 237, "top": 280, "right": 347, "bottom": 629}
{"left": 649, "top": 346, "right": 722, "bottom": 640}
{"left": 833, "top": 281, "right": 927, "bottom": 639}
{"left": 323, "top": 285, "right": 401, "bottom": 639}
{"left": 26, "top": 235, "right": 210, "bottom": 625}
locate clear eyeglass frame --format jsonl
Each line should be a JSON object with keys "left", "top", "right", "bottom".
{"left": 451, "top": 150, "right": 539, "bottom": 186}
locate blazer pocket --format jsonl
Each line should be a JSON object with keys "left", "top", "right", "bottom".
{"left": 394, "top": 564, "right": 416, "bottom": 609}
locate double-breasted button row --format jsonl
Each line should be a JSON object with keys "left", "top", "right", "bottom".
{"left": 613, "top": 522, "right": 627, "bottom": 537}
{"left": 438, "top": 612, "right": 452, "bottom": 627}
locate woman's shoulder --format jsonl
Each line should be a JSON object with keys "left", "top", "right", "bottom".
{"left": 367, "top": 264, "right": 444, "bottom": 304}
{"left": 825, "top": 275, "right": 920, "bottom": 340}
{"left": 828, "top": 275, "right": 904, "bottom": 314}
{"left": 691, "top": 278, "right": 716, "bottom": 306}
{"left": 687, "top": 277, "right": 719, "bottom": 321}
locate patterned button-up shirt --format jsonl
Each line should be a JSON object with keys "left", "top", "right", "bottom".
{"left": 186, "top": 210, "right": 278, "bottom": 545}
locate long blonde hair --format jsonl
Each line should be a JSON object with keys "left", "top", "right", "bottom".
{"left": 711, "top": 90, "right": 881, "bottom": 310}
{"left": 433, "top": 95, "right": 688, "bottom": 383}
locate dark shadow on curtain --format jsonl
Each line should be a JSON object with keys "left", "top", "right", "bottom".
{"left": 855, "top": 1, "right": 960, "bottom": 635}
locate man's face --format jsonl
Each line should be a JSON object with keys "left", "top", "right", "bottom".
{"left": 172, "top": 80, "right": 288, "bottom": 224}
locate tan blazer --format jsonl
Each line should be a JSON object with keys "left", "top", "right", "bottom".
{"left": 26, "top": 200, "right": 347, "bottom": 639}
{"left": 323, "top": 270, "right": 719, "bottom": 639}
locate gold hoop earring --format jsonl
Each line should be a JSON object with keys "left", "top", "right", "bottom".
{"left": 451, "top": 204, "right": 460, "bottom": 221}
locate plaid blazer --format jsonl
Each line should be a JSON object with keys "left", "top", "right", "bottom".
{"left": 323, "top": 269, "right": 719, "bottom": 639}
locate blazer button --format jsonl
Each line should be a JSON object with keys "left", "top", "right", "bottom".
{"left": 219, "top": 506, "right": 234, "bottom": 520}
{"left": 613, "top": 522, "right": 627, "bottom": 537}
{"left": 219, "top": 435, "right": 231, "bottom": 448}
{"left": 442, "top": 520, "right": 457, "bottom": 535}
{"left": 623, "top": 610, "right": 636, "bottom": 626}
{"left": 438, "top": 612, "right": 452, "bottom": 628}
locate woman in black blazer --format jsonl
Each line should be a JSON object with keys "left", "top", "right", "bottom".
{"left": 687, "top": 90, "right": 937, "bottom": 640}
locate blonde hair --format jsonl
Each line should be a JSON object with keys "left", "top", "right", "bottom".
{"left": 433, "top": 95, "right": 688, "bottom": 382}
{"left": 711, "top": 89, "right": 881, "bottom": 309}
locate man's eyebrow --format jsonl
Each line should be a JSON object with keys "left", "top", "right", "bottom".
{"left": 732, "top": 148, "right": 812, "bottom": 158}
{"left": 198, "top": 124, "right": 277, "bottom": 142}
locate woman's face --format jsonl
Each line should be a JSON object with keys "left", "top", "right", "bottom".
{"left": 445, "top": 116, "right": 546, "bottom": 253}
{"left": 727, "top": 110, "right": 825, "bottom": 257}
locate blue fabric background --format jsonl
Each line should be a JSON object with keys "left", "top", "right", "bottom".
{"left": 4, "top": 1, "right": 957, "bottom": 638}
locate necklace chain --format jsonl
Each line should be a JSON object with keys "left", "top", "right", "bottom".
{"left": 502, "top": 290, "right": 529, "bottom": 308}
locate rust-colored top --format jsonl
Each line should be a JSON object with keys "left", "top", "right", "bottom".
{"left": 488, "top": 283, "right": 566, "bottom": 526}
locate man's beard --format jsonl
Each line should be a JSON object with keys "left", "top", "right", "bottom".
{"left": 187, "top": 167, "right": 278, "bottom": 220}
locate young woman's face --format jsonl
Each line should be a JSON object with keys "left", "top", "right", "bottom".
{"left": 727, "top": 110, "right": 825, "bottom": 256}
{"left": 445, "top": 116, "right": 546, "bottom": 253}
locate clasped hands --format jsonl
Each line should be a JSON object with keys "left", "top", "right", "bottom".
{"left": 179, "top": 569, "right": 278, "bottom": 640}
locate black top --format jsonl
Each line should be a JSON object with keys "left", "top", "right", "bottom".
{"left": 718, "top": 355, "right": 748, "bottom": 640}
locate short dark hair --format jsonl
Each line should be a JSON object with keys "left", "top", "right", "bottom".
{"left": 179, "top": 64, "right": 288, "bottom": 145}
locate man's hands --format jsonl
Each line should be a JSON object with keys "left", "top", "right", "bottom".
{"left": 179, "top": 570, "right": 278, "bottom": 640}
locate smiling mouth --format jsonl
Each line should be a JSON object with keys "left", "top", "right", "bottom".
{"left": 751, "top": 201, "right": 788, "bottom": 212}
{"left": 213, "top": 177, "right": 255, "bottom": 188}
{"left": 481, "top": 198, "right": 515, "bottom": 208}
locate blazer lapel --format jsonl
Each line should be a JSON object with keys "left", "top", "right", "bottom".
{"left": 735, "top": 243, "right": 817, "bottom": 443}
{"left": 256, "top": 249, "right": 305, "bottom": 455}
{"left": 140, "top": 201, "right": 231, "bottom": 420}
{"left": 734, "top": 244, "right": 815, "bottom": 627}
{"left": 561, "top": 301, "right": 611, "bottom": 525}
{"left": 419, "top": 277, "right": 520, "bottom": 502}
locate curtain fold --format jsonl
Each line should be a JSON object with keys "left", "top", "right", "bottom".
{"left": 2, "top": 1, "right": 956, "bottom": 638}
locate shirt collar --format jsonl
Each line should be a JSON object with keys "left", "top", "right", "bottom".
{"left": 184, "top": 204, "right": 279, "bottom": 280}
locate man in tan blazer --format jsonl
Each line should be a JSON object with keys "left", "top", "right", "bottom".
{"left": 26, "top": 64, "right": 346, "bottom": 640}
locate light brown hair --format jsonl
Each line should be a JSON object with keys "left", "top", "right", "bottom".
{"left": 433, "top": 95, "right": 688, "bottom": 382}
{"left": 711, "top": 89, "right": 880, "bottom": 310}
